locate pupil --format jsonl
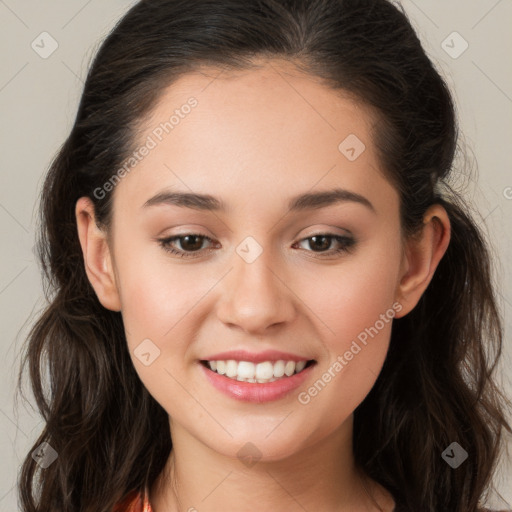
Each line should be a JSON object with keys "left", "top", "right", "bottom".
{"left": 311, "top": 235, "right": 330, "bottom": 251}
{"left": 183, "top": 235, "right": 203, "bottom": 251}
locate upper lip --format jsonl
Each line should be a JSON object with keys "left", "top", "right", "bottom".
{"left": 201, "top": 349, "right": 314, "bottom": 364}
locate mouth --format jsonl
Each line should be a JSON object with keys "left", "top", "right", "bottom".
{"left": 199, "top": 359, "right": 316, "bottom": 384}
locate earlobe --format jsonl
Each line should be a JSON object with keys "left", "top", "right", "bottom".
{"left": 75, "top": 197, "right": 121, "bottom": 312}
{"left": 394, "top": 204, "right": 451, "bottom": 318}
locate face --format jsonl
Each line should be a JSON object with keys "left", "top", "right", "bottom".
{"left": 82, "top": 59, "right": 416, "bottom": 462}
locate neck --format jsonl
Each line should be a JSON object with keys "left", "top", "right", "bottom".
{"left": 150, "top": 415, "right": 395, "bottom": 512}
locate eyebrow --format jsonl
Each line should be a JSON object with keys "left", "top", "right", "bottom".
{"left": 142, "top": 187, "right": 376, "bottom": 214}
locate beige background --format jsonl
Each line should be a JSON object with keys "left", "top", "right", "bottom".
{"left": 0, "top": 0, "right": 510, "bottom": 509}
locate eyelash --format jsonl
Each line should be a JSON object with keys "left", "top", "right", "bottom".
{"left": 157, "top": 232, "right": 356, "bottom": 259}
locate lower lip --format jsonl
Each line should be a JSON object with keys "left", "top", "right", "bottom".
{"left": 199, "top": 362, "right": 315, "bottom": 403}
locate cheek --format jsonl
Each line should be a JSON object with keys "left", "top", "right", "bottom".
{"left": 115, "top": 237, "right": 202, "bottom": 346}
{"left": 115, "top": 251, "right": 200, "bottom": 411}
{"left": 292, "top": 237, "right": 401, "bottom": 414}
{"left": 299, "top": 234, "right": 402, "bottom": 347}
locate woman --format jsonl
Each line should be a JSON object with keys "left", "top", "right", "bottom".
{"left": 18, "top": 0, "right": 512, "bottom": 511}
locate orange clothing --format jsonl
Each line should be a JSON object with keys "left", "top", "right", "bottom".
{"left": 111, "top": 488, "right": 512, "bottom": 512}
{"left": 113, "top": 488, "right": 152, "bottom": 512}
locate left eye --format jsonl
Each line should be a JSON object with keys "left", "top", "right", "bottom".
{"left": 158, "top": 233, "right": 356, "bottom": 259}
{"left": 158, "top": 234, "right": 215, "bottom": 257}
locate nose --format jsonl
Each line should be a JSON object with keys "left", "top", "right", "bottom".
{"left": 216, "top": 242, "right": 296, "bottom": 335}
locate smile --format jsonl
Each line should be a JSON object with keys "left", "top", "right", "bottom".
{"left": 202, "top": 359, "right": 314, "bottom": 383}
{"left": 199, "top": 358, "right": 317, "bottom": 403}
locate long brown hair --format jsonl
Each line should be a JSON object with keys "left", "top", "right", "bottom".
{"left": 17, "top": 0, "right": 512, "bottom": 511}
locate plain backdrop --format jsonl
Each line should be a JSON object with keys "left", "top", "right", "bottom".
{"left": 0, "top": 1, "right": 511, "bottom": 510}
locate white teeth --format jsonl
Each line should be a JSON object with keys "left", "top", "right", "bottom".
{"left": 205, "top": 359, "right": 310, "bottom": 383}
{"left": 237, "top": 361, "right": 255, "bottom": 379}
{"left": 225, "top": 360, "right": 238, "bottom": 378}
{"left": 216, "top": 360, "right": 226, "bottom": 375}
{"left": 255, "top": 361, "right": 274, "bottom": 380}
{"left": 273, "top": 360, "right": 285, "bottom": 378}
{"left": 284, "top": 361, "right": 295, "bottom": 376}
{"left": 295, "top": 360, "right": 306, "bottom": 373}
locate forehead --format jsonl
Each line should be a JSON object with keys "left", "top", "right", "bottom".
{"left": 112, "top": 59, "right": 398, "bottom": 218}
{"left": 142, "top": 58, "right": 377, "bottom": 146}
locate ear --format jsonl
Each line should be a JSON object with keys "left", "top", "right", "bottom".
{"left": 394, "top": 204, "right": 451, "bottom": 318}
{"left": 75, "top": 197, "right": 121, "bottom": 312}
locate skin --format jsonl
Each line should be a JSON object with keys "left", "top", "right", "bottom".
{"left": 76, "top": 58, "right": 451, "bottom": 511}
